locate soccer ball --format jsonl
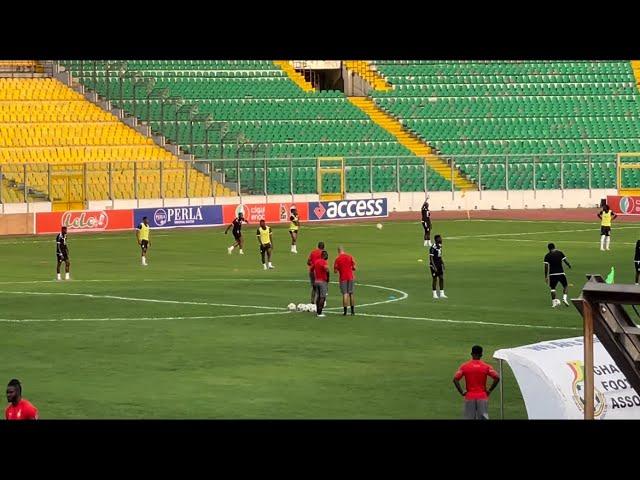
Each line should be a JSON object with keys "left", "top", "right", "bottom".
{"left": 297, "top": 303, "right": 306, "bottom": 312}
{"left": 287, "top": 303, "right": 297, "bottom": 311}
{"left": 376, "top": 223, "right": 383, "bottom": 230}
{"left": 308, "top": 304, "right": 317, "bottom": 313}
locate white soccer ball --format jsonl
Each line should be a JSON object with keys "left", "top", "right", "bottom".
{"left": 309, "top": 304, "right": 317, "bottom": 313}
{"left": 376, "top": 223, "right": 383, "bottom": 230}
{"left": 297, "top": 303, "right": 306, "bottom": 312}
{"left": 288, "top": 303, "right": 297, "bottom": 311}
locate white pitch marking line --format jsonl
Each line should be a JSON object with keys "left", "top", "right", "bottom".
{"left": 0, "top": 311, "right": 290, "bottom": 323}
{"left": 0, "top": 234, "right": 170, "bottom": 246}
{"left": 329, "top": 311, "right": 580, "bottom": 331}
{"left": 0, "top": 279, "right": 409, "bottom": 309}
{"left": 495, "top": 238, "right": 638, "bottom": 246}
{"left": 0, "top": 290, "right": 285, "bottom": 311}
{"left": 446, "top": 225, "right": 640, "bottom": 240}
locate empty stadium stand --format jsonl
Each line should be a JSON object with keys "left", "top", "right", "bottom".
{"left": 0, "top": 77, "right": 233, "bottom": 205}
{"left": 60, "top": 60, "right": 453, "bottom": 195}
{"left": 370, "top": 61, "right": 640, "bottom": 190}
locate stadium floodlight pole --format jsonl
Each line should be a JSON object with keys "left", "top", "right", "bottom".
{"left": 116, "top": 63, "right": 130, "bottom": 107}
{"left": 190, "top": 113, "right": 213, "bottom": 158}
{"left": 175, "top": 103, "right": 198, "bottom": 153}
{"left": 145, "top": 87, "right": 169, "bottom": 133}
{"left": 132, "top": 75, "right": 151, "bottom": 120}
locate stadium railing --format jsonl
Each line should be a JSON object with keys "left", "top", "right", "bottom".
{"left": 0, "top": 153, "right": 626, "bottom": 205}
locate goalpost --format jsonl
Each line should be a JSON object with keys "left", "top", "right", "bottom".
{"left": 317, "top": 157, "right": 345, "bottom": 201}
{"left": 616, "top": 153, "right": 640, "bottom": 196}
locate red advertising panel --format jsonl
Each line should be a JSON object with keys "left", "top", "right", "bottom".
{"left": 222, "top": 202, "right": 309, "bottom": 224}
{"left": 607, "top": 196, "right": 640, "bottom": 215}
{"left": 36, "top": 209, "right": 134, "bottom": 234}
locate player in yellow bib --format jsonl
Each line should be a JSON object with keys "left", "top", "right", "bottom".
{"left": 136, "top": 216, "right": 151, "bottom": 265}
{"left": 289, "top": 207, "right": 300, "bottom": 254}
{"left": 257, "top": 219, "right": 274, "bottom": 270}
{"left": 597, "top": 205, "right": 617, "bottom": 251}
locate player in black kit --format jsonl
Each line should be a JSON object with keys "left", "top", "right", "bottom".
{"left": 544, "top": 243, "right": 572, "bottom": 308}
{"left": 421, "top": 198, "right": 432, "bottom": 247}
{"left": 429, "top": 234, "right": 446, "bottom": 299}
{"left": 56, "top": 226, "right": 70, "bottom": 281}
{"left": 225, "top": 212, "right": 248, "bottom": 255}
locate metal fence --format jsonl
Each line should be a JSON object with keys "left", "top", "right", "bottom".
{"left": 0, "top": 153, "right": 626, "bottom": 204}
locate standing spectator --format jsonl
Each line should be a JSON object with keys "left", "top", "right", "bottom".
{"left": 453, "top": 346, "right": 500, "bottom": 420}
{"left": 5, "top": 379, "right": 38, "bottom": 420}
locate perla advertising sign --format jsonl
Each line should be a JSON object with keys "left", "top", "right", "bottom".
{"left": 134, "top": 206, "right": 223, "bottom": 229}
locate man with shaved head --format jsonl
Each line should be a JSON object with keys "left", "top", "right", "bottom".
{"left": 334, "top": 245, "right": 356, "bottom": 316}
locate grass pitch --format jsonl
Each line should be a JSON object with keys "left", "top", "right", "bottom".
{"left": 2, "top": 218, "right": 637, "bottom": 418}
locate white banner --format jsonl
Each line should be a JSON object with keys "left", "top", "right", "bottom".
{"left": 291, "top": 60, "right": 341, "bottom": 70}
{"left": 494, "top": 336, "right": 640, "bottom": 419}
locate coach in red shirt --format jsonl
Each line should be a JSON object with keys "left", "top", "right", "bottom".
{"left": 307, "top": 241, "right": 325, "bottom": 303}
{"left": 334, "top": 246, "right": 356, "bottom": 316}
{"left": 5, "top": 378, "right": 38, "bottom": 420}
{"left": 313, "top": 250, "right": 330, "bottom": 318}
{"left": 453, "top": 345, "right": 500, "bottom": 420}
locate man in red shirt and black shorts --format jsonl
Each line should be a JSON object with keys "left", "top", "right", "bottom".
{"left": 334, "top": 246, "right": 356, "bottom": 316}
{"left": 307, "top": 241, "right": 325, "bottom": 303}
{"left": 312, "top": 250, "right": 330, "bottom": 318}
{"left": 453, "top": 345, "right": 500, "bottom": 419}
{"left": 5, "top": 378, "right": 38, "bottom": 420}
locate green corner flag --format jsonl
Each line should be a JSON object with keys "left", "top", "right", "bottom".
{"left": 606, "top": 266, "right": 615, "bottom": 284}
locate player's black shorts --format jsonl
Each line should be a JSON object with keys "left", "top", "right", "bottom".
{"left": 635, "top": 261, "right": 640, "bottom": 273}
{"left": 422, "top": 221, "right": 431, "bottom": 233}
{"left": 430, "top": 264, "right": 444, "bottom": 277}
{"left": 233, "top": 231, "right": 242, "bottom": 241}
{"left": 56, "top": 252, "right": 69, "bottom": 262}
{"left": 140, "top": 240, "right": 149, "bottom": 249}
{"left": 549, "top": 274, "right": 568, "bottom": 290}
{"left": 260, "top": 243, "right": 272, "bottom": 253}
{"left": 601, "top": 226, "right": 611, "bottom": 236}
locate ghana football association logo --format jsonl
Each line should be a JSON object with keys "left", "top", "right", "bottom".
{"left": 567, "top": 361, "right": 607, "bottom": 418}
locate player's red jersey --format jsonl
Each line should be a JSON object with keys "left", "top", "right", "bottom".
{"left": 307, "top": 248, "right": 323, "bottom": 271}
{"left": 5, "top": 399, "right": 38, "bottom": 420}
{"left": 454, "top": 360, "right": 499, "bottom": 400}
{"left": 334, "top": 253, "right": 356, "bottom": 282}
{"left": 313, "top": 258, "right": 329, "bottom": 282}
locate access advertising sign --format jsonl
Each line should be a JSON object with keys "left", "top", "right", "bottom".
{"left": 307, "top": 198, "right": 388, "bottom": 221}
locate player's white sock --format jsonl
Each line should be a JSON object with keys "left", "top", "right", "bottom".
{"left": 263, "top": 264, "right": 267, "bottom": 270}
{"left": 439, "top": 290, "right": 447, "bottom": 298}
{"left": 65, "top": 272, "right": 70, "bottom": 280}
{"left": 239, "top": 249, "right": 244, "bottom": 255}
{"left": 428, "top": 240, "right": 432, "bottom": 247}
{"left": 268, "top": 262, "right": 274, "bottom": 269}
{"left": 228, "top": 246, "right": 234, "bottom": 254}
{"left": 424, "top": 240, "right": 429, "bottom": 247}
{"left": 292, "top": 245, "right": 297, "bottom": 253}
{"left": 142, "top": 256, "right": 147, "bottom": 265}
{"left": 600, "top": 235, "right": 605, "bottom": 250}
{"left": 563, "top": 294, "right": 569, "bottom": 305}
{"left": 433, "top": 290, "right": 438, "bottom": 299}
{"left": 56, "top": 273, "right": 61, "bottom": 281}
{"left": 605, "top": 237, "right": 611, "bottom": 250}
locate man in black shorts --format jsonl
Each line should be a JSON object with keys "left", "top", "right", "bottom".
{"left": 257, "top": 219, "right": 274, "bottom": 270}
{"left": 421, "top": 197, "right": 432, "bottom": 247}
{"left": 56, "top": 226, "right": 70, "bottom": 281}
{"left": 544, "top": 243, "right": 572, "bottom": 308}
{"left": 429, "top": 234, "right": 446, "bottom": 299}
{"left": 225, "top": 212, "right": 248, "bottom": 255}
